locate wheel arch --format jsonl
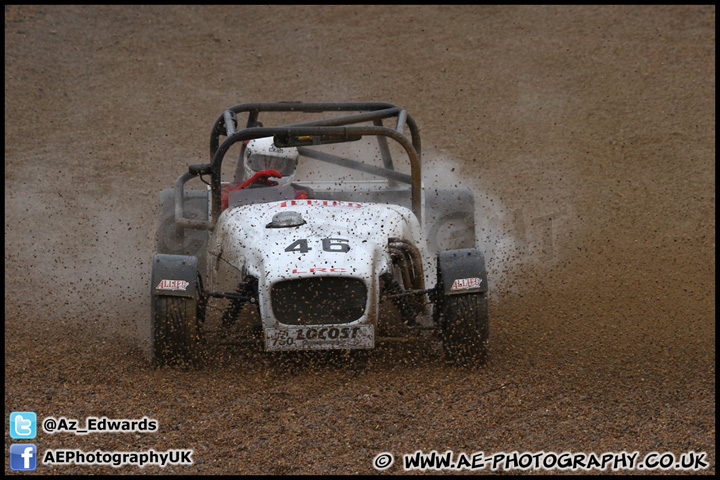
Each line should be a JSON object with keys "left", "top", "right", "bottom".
{"left": 436, "top": 248, "right": 488, "bottom": 296}
{"left": 151, "top": 254, "right": 199, "bottom": 298}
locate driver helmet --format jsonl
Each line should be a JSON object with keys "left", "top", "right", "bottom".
{"left": 243, "top": 137, "right": 299, "bottom": 186}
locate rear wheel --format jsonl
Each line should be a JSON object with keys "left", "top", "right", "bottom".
{"left": 156, "top": 189, "right": 209, "bottom": 272}
{"left": 428, "top": 211, "right": 476, "bottom": 252}
{"left": 151, "top": 294, "right": 204, "bottom": 367}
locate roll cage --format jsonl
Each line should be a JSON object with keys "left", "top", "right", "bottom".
{"left": 175, "top": 102, "right": 423, "bottom": 232}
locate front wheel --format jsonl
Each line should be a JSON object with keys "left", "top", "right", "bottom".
{"left": 151, "top": 295, "right": 203, "bottom": 367}
{"left": 439, "top": 292, "right": 489, "bottom": 366}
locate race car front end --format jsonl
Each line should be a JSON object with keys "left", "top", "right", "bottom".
{"left": 259, "top": 237, "right": 386, "bottom": 352}
{"left": 208, "top": 198, "right": 426, "bottom": 353}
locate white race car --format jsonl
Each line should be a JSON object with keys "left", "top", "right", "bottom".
{"left": 151, "top": 102, "right": 488, "bottom": 366}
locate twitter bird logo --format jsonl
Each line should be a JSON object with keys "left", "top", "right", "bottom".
{"left": 10, "top": 412, "right": 37, "bottom": 439}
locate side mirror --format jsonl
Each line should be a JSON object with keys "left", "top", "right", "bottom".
{"left": 189, "top": 164, "right": 212, "bottom": 176}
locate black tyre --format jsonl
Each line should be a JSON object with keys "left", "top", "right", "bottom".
{"left": 424, "top": 187, "right": 476, "bottom": 252}
{"left": 439, "top": 292, "right": 489, "bottom": 365}
{"left": 428, "top": 211, "right": 476, "bottom": 252}
{"left": 151, "top": 294, "right": 203, "bottom": 367}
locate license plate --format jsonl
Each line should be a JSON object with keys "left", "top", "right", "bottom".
{"left": 265, "top": 324, "right": 374, "bottom": 351}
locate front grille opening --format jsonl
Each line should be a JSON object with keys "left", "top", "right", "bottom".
{"left": 271, "top": 277, "right": 367, "bottom": 325}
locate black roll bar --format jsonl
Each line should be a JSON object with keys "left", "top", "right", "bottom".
{"left": 178, "top": 102, "right": 423, "bottom": 232}
{"left": 209, "top": 102, "right": 421, "bottom": 159}
{"left": 209, "top": 125, "right": 422, "bottom": 226}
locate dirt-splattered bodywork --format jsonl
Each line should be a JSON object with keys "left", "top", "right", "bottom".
{"left": 209, "top": 198, "right": 431, "bottom": 351}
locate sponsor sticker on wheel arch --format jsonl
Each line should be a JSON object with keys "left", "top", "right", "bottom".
{"left": 156, "top": 279, "right": 189, "bottom": 291}
{"left": 451, "top": 277, "right": 482, "bottom": 291}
